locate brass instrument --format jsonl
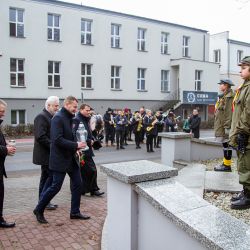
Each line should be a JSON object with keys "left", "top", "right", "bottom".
{"left": 146, "top": 115, "right": 157, "bottom": 132}
{"left": 135, "top": 113, "right": 143, "bottom": 132}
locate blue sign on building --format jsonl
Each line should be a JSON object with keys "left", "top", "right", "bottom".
{"left": 183, "top": 91, "right": 218, "bottom": 105}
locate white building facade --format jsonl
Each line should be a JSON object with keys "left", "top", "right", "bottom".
{"left": 0, "top": 0, "right": 219, "bottom": 125}
{"left": 210, "top": 31, "right": 250, "bottom": 86}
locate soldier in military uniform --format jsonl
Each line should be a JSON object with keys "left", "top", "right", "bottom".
{"left": 229, "top": 56, "right": 250, "bottom": 210}
{"left": 214, "top": 79, "right": 235, "bottom": 172}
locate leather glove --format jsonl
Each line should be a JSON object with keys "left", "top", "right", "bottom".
{"left": 237, "top": 133, "right": 249, "bottom": 154}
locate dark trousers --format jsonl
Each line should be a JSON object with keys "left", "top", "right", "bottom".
{"left": 36, "top": 167, "right": 82, "bottom": 214}
{"left": 134, "top": 131, "right": 141, "bottom": 147}
{"left": 0, "top": 178, "right": 4, "bottom": 219}
{"left": 140, "top": 128, "right": 145, "bottom": 143}
{"left": 81, "top": 157, "right": 99, "bottom": 194}
{"left": 146, "top": 134, "right": 154, "bottom": 151}
{"left": 39, "top": 165, "right": 52, "bottom": 199}
{"left": 116, "top": 130, "right": 124, "bottom": 147}
{"left": 105, "top": 127, "right": 115, "bottom": 144}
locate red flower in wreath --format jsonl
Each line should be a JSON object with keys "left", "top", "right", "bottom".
{"left": 80, "top": 153, "right": 85, "bottom": 167}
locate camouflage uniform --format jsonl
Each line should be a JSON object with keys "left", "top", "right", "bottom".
{"left": 214, "top": 80, "right": 235, "bottom": 172}
{"left": 230, "top": 56, "right": 250, "bottom": 209}
{"left": 214, "top": 89, "right": 234, "bottom": 140}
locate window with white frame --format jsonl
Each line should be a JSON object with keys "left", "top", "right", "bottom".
{"left": 137, "top": 68, "right": 146, "bottom": 90}
{"left": 11, "top": 110, "right": 26, "bottom": 125}
{"left": 237, "top": 50, "right": 243, "bottom": 64}
{"left": 48, "top": 61, "right": 60, "bottom": 87}
{"left": 214, "top": 49, "right": 221, "bottom": 63}
{"left": 161, "top": 70, "right": 169, "bottom": 92}
{"left": 161, "top": 32, "right": 169, "bottom": 54}
{"left": 81, "top": 63, "right": 92, "bottom": 88}
{"left": 9, "top": 8, "right": 24, "bottom": 37}
{"left": 111, "top": 66, "right": 121, "bottom": 89}
{"left": 182, "top": 36, "right": 190, "bottom": 57}
{"left": 195, "top": 70, "right": 202, "bottom": 91}
{"left": 137, "top": 28, "right": 146, "bottom": 51}
{"left": 111, "top": 24, "right": 120, "bottom": 48}
{"left": 81, "top": 19, "right": 92, "bottom": 45}
{"left": 10, "top": 58, "right": 25, "bottom": 87}
{"left": 47, "top": 13, "right": 60, "bottom": 41}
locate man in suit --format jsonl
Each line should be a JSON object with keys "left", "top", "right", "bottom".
{"left": 73, "top": 104, "right": 104, "bottom": 197}
{"left": 33, "top": 96, "right": 90, "bottom": 224}
{"left": 0, "top": 99, "right": 16, "bottom": 228}
{"left": 33, "top": 96, "right": 59, "bottom": 210}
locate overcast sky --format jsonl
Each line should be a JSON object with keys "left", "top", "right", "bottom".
{"left": 60, "top": 0, "right": 250, "bottom": 42}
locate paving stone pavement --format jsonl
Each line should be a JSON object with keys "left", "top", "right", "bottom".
{"left": 0, "top": 168, "right": 107, "bottom": 250}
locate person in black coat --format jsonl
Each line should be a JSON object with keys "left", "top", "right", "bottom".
{"left": 33, "top": 96, "right": 90, "bottom": 224}
{"left": 189, "top": 109, "right": 201, "bottom": 139}
{"left": 144, "top": 110, "right": 158, "bottom": 153}
{"left": 0, "top": 99, "right": 16, "bottom": 228}
{"left": 73, "top": 104, "right": 104, "bottom": 197}
{"left": 115, "top": 110, "right": 128, "bottom": 149}
{"left": 33, "top": 96, "right": 59, "bottom": 210}
{"left": 103, "top": 108, "right": 115, "bottom": 146}
{"left": 130, "top": 111, "right": 143, "bottom": 149}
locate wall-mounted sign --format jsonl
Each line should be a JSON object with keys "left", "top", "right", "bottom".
{"left": 183, "top": 91, "right": 218, "bottom": 104}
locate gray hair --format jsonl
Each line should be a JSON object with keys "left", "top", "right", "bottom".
{"left": 0, "top": 99, "right": 7, "bottom": 107}
{"left": 45, "top": 96, "right": 59, "bottom": 109}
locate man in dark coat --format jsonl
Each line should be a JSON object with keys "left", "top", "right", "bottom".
{"left": 33, "top": 96, "right": 90, "bottom": 224}
{"left": 103, "top": 108, "right": 115, "bottom": 147}
{"left": 33, "top": 96, "right": 59, "bottom": 210}
{"left": 73, "top": 104, "right": 104, "bottom": 196}
{"left": 0, "top": 99, "right": 16, "bottom": 228}
{"left": 189, "top": 109, "right": 201, "bottom": 139}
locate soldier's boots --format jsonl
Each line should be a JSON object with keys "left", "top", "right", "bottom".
{"left": 214, "top": 145, "right": 232, "bottom": 172}
{"left": 230, "top": 190, "right": 244, "bottom": 202}
{"left": 214, "top": 163, "right": 232, "bottom": 172}
{"left": 231, "top": 189, "right": 250, "bottom": 210}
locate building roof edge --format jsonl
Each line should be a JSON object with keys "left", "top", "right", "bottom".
{"left": 29, "top": 0, "right": 208, "bottom": 33}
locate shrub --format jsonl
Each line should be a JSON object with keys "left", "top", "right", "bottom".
{"left": 2, "top": 124, "right": 34, "bottom": 138}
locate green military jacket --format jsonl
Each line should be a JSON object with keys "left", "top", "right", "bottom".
{"left": 214, "top": 89, "right": 234, "bottom": 137}
{"left": 229, "top": 80, "right": 250, "bottom": 147}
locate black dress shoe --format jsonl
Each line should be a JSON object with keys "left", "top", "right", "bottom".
{"left": 45, "top": 203, "right": 57, "bottom": 210}
{"left": 33, "top": 209, "right": 48, "bottom": 224}
{"left": 214, "top": 164, "right": 232, "bottom": 172}
{"left": 231, "top": 190, "right": 244, "bottom": 202}
{"left": 0, "top": 220, "right": 15, "bottom": 228}
{"left": 231, "top": 193, "right": 250, "bottom": 210}
{"left": 91, "top": 190, "right": 105, "bottom": 196}
{"left": 70, "top": 213, "right": 90, "bottom": 220}
{"left": 120, "top": 146, "right": 125, "bottom": 149}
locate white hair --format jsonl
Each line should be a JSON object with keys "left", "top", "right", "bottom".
{"left": 0, "top": 99, "right": 7, "bottom": 107}
{"left": 45, "top": 96, "right": 59, "bottom": 109}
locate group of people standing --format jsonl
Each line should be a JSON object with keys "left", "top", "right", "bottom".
{"left": 104, "top": 107, "right": 167, "bottom": 153}
{"left": 33, "top": 96, "right": 104, "bottom": 224}
{"left": 0, "top": 96, "right": 105, "bottom": 227}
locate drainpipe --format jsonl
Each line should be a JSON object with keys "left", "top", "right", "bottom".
{"left": 203, "top": 34, "right": 206, "bottom": 61}
{"left": 227, "top": 38, "right": 230, "bottom": 78}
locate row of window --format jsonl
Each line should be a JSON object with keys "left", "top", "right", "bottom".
{"left": 213, "top": 49, "right": 244, "bottom": 64}
{"left": 9, "top": 7, "right": 191, "bottom": 57}
{"left": 10, "top": 58, "right": 171, "bottom": 92}
{"left": 10, "top": 58, "right": 203, "bottom": 91}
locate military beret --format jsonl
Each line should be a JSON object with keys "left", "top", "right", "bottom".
{"left": 238, "top": 56, "right": 250, "bottom": 66}
{"left": 218, "top": 79, "right": 234, "bottom": 86}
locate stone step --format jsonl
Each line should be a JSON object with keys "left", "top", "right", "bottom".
{"left": 205, "top": 171, "right": 242, "bottom": 193}
{"left": 173, "top": 163, "right": 206, "bottom": 197}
